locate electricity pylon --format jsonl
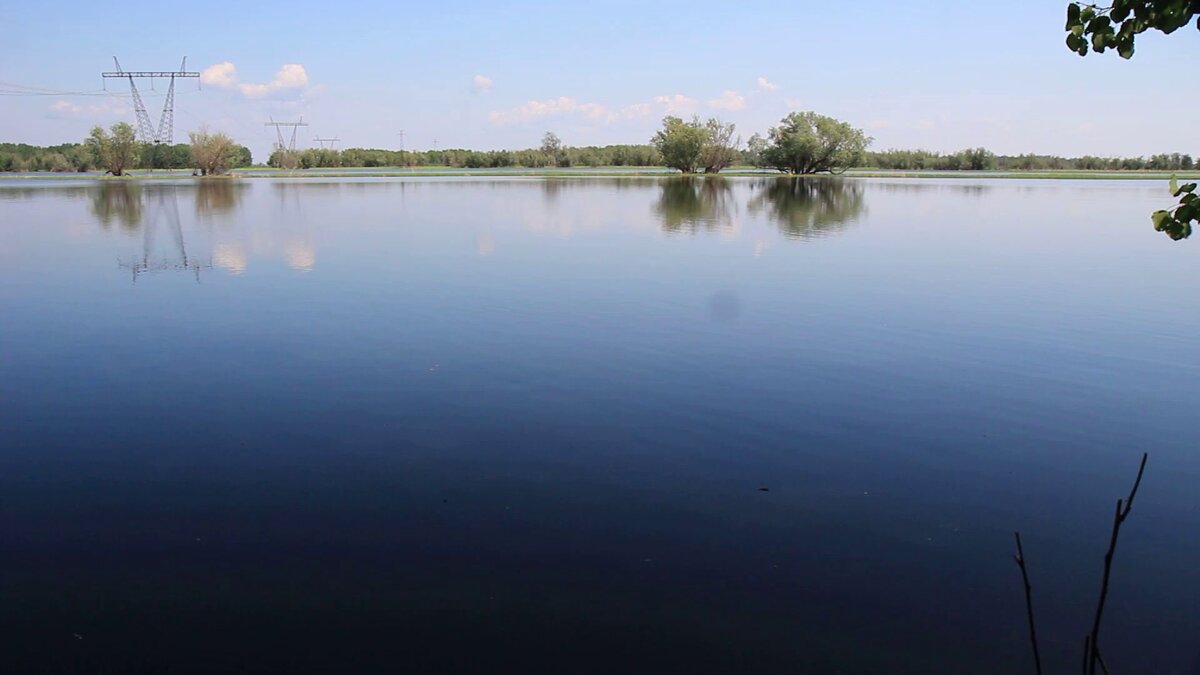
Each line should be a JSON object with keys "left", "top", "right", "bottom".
{"left": 102, "top": 57, "right": 199, "bottom": 144}
{"left": 265, "top": 116, "right": 308, "bottom": 152}
{"left": 265, "top": 116, "right": 308, "bottom": 169}
{"left": 313, "top": 136, "right": 340, "bottom": 150}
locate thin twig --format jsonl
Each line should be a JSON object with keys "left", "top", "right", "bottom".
{"left": 1083, "top": 635, "right": 1091, "bottom": 675}
{"left": 1013, "top": 532, "right": 1044, "bottom": 675}
{"left": 1096, "top": 648, "right": 1112, "bottom": 675}
{"left": 1086, "top": 452, "right": 1149, "bottom": 675}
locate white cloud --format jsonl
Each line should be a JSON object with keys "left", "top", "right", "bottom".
{"left": 653, "top": 94, "right": 696, "bottom": 114}
{"left": 488, "top": 93, "right": 700, "bottom": 126}
{"left": 47, "top": 98, "right": 128, "bottom": 117}
{"left": 484, "top": 96, "right": 604, "bottom": 124}
{"left": 200, "top": 62, "right": 238, "bottom": 88}
{"left": 200, "top": 62, "right": 312, "bottom": 99}
{"left": 472, "top": 74, "right": 494, "bottom": 94}
{"left": 617, "top": 102, "right": 653, "bottom": 119}
{"left": 756, "top": 77, "right": 779, "bottom": 92}
{"left": 708, "top": 90, "right": 746, "bottom": 111}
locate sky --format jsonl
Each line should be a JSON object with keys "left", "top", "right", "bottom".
{"left": 2, "top": 0, "right": 1198, "bottom": 161}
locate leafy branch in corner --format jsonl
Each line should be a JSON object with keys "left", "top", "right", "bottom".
{"left": 1012, "top": 452, "right": 1148, "bottom": 675}
{"left": 1065, "top": 1, "right": 1199, "bottom": 59}
{"left": 1152, "top": 177, "right": 1199, "bottom": 240}
{"left": 1064, "top": 2, "right": 1199, "bottom": 241}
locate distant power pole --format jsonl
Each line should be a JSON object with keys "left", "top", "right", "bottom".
{"left": 102, "top": 56, "right": 199, "bottom": 144}
{"left": 265, "top": 116, "right": 308, "bottom": 152}
{"left": 313, "top": 136, "right": 340, "bottom": 150}
{"left": 397, "top": 130, "right": 406, "bottom": 152}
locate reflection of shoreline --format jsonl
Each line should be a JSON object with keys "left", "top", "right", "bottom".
{"left": 87, "top": 181, "right": 317, "bottom": 275}
{"left": 82, "top": 178, "right": 870, "bottom": 279}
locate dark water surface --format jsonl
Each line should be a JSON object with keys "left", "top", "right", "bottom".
{"left": 1, "top": 177, "right": 1198, "bottom": 674}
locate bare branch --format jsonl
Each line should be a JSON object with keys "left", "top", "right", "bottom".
{"left": 1013, "top": 532, "right": 1044, "bottom": 675}
{"left": 1086, "top": 452, "right": 1149, "bottom": 675}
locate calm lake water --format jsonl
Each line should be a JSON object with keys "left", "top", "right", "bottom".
{"left": 1, "top": 176, "right": 1198, "bottom": 674}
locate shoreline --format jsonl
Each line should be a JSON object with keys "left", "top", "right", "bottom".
{"left": 2, "top": 168, "right": 1198, "bottom": 181}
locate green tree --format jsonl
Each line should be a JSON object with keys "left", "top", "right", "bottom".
{"left": 86, "top": 122, "right": 139, "bottom": 176}
{"left": 746, "top": 133, "right": 770, "bottom": 168}
{"left": 699, "top": 119, "right": 740, "bottom": 174}
{"left": 232, "top": 145, "right": 252, "bottom": 168}
{"left": 540, "top": 131, "right": 565, "bottom": 166}
{"left": 189, "top": 129, "right": 240, "bottom": 176}
{"left": 1066, "top": 0, "right": 1200, "bottom": 238}
{"left": 268, "top": 147, "right": 302, "bottom": 170}
{"left": 761, "top": 112, "right": 871, "bottom": 175}
{"left": 652, "top": 116, "right": 708, "bottom": 173}
{"left": 44, "top": 152, "right": 72, "bottom": 172}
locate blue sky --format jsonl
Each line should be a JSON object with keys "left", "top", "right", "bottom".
{"left": 3, "top": 0, "right": 1197, "bottom": 161}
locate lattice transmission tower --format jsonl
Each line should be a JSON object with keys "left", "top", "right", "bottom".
{"left": 102, "top": 57, "right": 199, "bottom": 144}
{"left": 266, "top": 116, "right": 308, "bottom": 152}
{"left": 265, "top": 116, "right": 308, "bottom": 169}
{"left": 313, "top": 136, "right": 340, "bottom": 150}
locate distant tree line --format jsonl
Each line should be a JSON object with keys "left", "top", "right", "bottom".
{"left": 5, "top": 133, "right": 1195, "bottom": 175}
{"left": 862, "top": 148, "right": 1196, "bottom": 172}
{"left": 267, "top": 143, "right": 665, "bottom": 170}
{"left": 1, "top": 136, "right": 252, "bottom": 173}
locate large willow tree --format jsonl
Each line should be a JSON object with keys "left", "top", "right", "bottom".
{"left": 86, "top": 122, "right": 138, "bottom": 176}
{"left": 759, "top": 112, "right": 871, "bottom": 175}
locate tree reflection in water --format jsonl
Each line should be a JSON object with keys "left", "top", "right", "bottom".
{"left": 90, "top": 183, "right": 143, "bottom": 231}
{"left": 748, "top": 177, "right": 865, "bottom": 239}
{"left": 654, "top": 177, "right": 736, "bottom": 233}
{"left": 194, "top": 179, "right": 246, "bottom": 218}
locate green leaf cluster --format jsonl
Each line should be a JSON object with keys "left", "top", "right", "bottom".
{"left": 1152, "top": 177, "right": 1200, "bottom": 239}
{"left": 1066, "top": 1, "right": 1199, "bottom": 58}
